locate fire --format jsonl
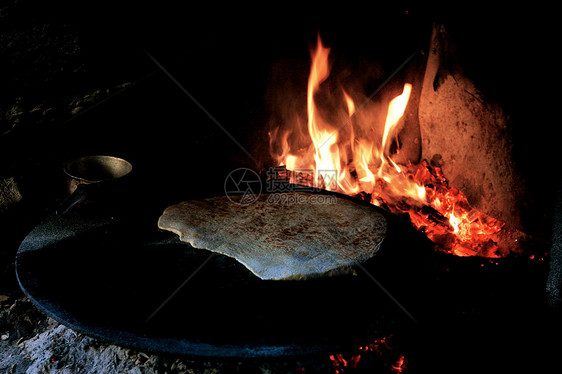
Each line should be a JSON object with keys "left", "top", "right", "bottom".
{"left": 268, "top": 34, "right": 506, "bottom": 258}
{"left": 329, "top": 335, "right": 407, "bottom": 373}
{"left": 389, "top": 161, "right": 506, "bottom": 257}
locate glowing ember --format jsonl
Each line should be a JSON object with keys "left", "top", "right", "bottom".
{"left": 329, "top": 335, "right": 407, "bottom": 373}
{"left": 390, "top": 161, "right": 506, "bottom": 257}
{"left": 268, "top": 34, "right": 508, "bottom": 258}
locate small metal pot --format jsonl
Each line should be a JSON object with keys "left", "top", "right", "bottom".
{"left": 58, "top": 155, "right": 133, "bottom": 215}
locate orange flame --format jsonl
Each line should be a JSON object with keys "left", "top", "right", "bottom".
{"left": 269, "top": 34, "right": 506, "bottom": 258}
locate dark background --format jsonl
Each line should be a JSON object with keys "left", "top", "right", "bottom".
{"left": 0, "top": 1, "right": 556, "bottom": 189}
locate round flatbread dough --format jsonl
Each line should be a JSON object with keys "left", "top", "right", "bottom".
{"left": 157, "top": 192, "right": 386, "bottom": 280}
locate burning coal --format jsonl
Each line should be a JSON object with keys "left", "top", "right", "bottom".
{"left": 268, "top": 34, "right": 507, "bottom": 258}
{"left": 329, "top": 335, "right": 407, "bottom": 373}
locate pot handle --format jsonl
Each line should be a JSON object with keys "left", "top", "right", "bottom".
{"left": 56, "top": 184, "right": 90, "bottom": 216}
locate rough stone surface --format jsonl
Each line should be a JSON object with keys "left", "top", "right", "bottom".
{"left": 547, "top": 182, "right": 562, "bottom": 311}
{"left": 0, "top": 177, "right": 22, "bottom": 208}
{"left": 418, "top": 24, "right": 523, "bottom": 230}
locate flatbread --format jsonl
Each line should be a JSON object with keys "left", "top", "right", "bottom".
{"left": 157, "top": 192, "right": 386, "bottom": 280}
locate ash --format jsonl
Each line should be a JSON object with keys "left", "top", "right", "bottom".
{"left": 0, "top": 298, "right": 307, "bottom": 374}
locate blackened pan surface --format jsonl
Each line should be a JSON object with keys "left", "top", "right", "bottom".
{"left": 15, "top": 193, "right": 411, "bottom": 358}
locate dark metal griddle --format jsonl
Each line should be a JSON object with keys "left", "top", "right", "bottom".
{"left": 15, "top": 190, "right": 417, "bottom": 358}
